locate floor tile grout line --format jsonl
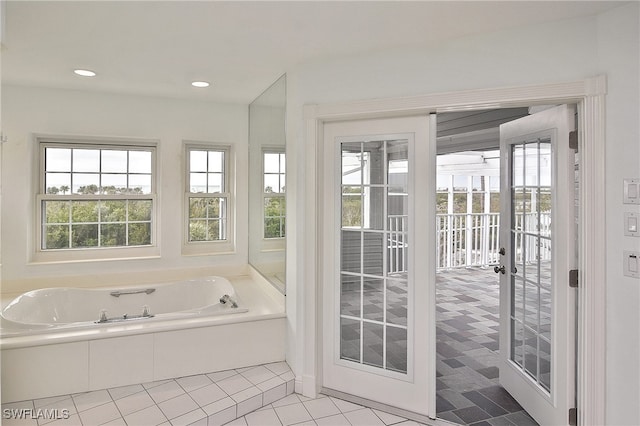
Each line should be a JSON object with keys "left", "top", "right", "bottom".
{"left": 5, "top": 365, "right": 300, "bottom": 426}
{"left": 137, "top": 386, "right": 166, "bottom": 425}
{"left": 473, "top": 392, "right": 514, "bottom": 416}
{"left": 108, "top": 388, "right": 128, "bottom": 426}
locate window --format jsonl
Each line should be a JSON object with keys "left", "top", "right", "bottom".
{"left": 39, "top": 141, "right": 156, "bottom": 252}
{"left": 263, "top": 150, "right": 285, "bottom": 239}
{"left": 185, "top": 145, "right": 233, "bottom": 250}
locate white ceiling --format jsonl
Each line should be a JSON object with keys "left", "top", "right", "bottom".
{"left": 1, "top": 1, "right": 625, "bottom": 105}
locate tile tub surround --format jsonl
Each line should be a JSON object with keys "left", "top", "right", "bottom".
{"left": 1, "top": 274, "right": 286, "bottom": 403}
{"left": 0, "top": 362, "right": 441, "bottom": 426}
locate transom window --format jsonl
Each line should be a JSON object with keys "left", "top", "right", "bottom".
{"left": 186, "top": 145, "right": 231, "bottom": 244}
{"left": 263, "top": 151, "right": 285, "bottom": 239}
{"left": 39, "top": 142, "right": 155, "bottom": 250}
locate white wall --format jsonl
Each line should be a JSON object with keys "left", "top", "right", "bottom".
{"left": 597, "top": 4, "right": 640, "bottom": 425}
{"left": 1, "top": 86, "right": 249, "bottom": 296}
{"left": 287, "top": 4, "right": 639, "bottom": 424}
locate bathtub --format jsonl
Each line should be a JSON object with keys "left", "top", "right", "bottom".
{"left": 0, "top": 272, "right": 287, "bottom": 403}
{"left": 0, "top": 276, "right": 247, "bottom": 333}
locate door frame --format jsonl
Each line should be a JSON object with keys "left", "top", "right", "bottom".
{"left": 302, "top": 76, "right": 606, "bottom": 425}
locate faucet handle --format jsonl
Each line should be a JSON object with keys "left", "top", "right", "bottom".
{"left": 99, "top": 309, "right": 108, "bottom": 322}
{"left": 142, "top": 305, "right": 151, "bottom": 317}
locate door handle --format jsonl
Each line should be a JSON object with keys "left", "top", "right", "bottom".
{"left": 494, "top": 265, "right": 506, "bottom": 274}
{"left": 499, "top": 247, "right": 506, "bottom": 255}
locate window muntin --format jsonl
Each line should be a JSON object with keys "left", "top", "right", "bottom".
{"left": 264, "top": 152, "right": 285, "bottom": 193}
{"left": 263, "top": 151, "right": 285, "bottom": 239}
{"left": 44, "top": 147, "right": 152, "bottom": 195}
{"left": 40, "top": 143, "right": 155, "bottom": 251}
{"left": 186, "top": 146, "right": 230, "bottom": 243}
{"left": 339, "top": 139, "right": 409, "bottom": 374}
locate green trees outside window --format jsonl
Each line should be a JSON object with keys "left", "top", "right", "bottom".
{"left": 188, "top": 197, "right": 226, "bottom": 241}
{"left": 43, "top": 199, "right": 152, "bottom": 249}
{"left": 186, "top": 147, "right": 230, "bottom": 243}
{"left": 263, "top": 151, "right": 285, "bottom": 239}
{"left": 40, "top": 143, "right": 155, "bottom": 250}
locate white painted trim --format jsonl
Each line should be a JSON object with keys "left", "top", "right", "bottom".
{"left": 427, "top": 113, "right": 438, "bottom": 419}
{"left": 577, "top": 93, "right": 607, "bottom": 426}
{"left": 302, "top": 111, "right": 320, "bottom": 398}
{"left": 182, "top": 142, "right": 236, "bottom": 255}
{"left": 307, "top": 79, "right": 600, "bottom": 120}
{"left": 302, "top": 76, "right": 607, "bottom": 426}
{"left": 322, "top": 388, "right": 435, "bottom": 425}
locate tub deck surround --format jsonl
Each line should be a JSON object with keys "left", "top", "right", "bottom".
{"left": 0, "top": 274, "right": 286, "bottom": 403}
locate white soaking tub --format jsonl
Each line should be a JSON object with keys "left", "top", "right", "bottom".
{"left": 0, "top": 272, "right": 287, "bottom": 404}
{"left": 0, "top": 276, "right": 246, "bottom": 332}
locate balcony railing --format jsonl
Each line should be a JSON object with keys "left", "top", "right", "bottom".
{"left": 436, "top": 212, "right": 550, "bottom": 269}
{"left": 437, "top": 213, "right": 500, "bottom": 269}
{"left": 388, "top": 215, "right": 408, "bottom": 275}
{"left": 383, "top": 212, "right": 550, "bottom": 274}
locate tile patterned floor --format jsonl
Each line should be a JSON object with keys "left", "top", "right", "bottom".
{"left": 2, "top": 362, "right": 293, "bottom": 426}
{"left": 1, "top": 362, "right": 429, "bottom": 426}
{"left": 436, "top": 267, "right": 538, "bottom": 426}
{"left": 228, "top": 393, "right": 428, "bottom": 426}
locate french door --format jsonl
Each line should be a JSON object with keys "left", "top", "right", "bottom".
{"left": 321, "top": 116, "right": 435, "bottom": 418}
{"left": 498, "top": 105, "right": 577, "bottom": 425}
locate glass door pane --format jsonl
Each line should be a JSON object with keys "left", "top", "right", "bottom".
{"left": 509, "top": 138, "right": 553, "bottom": 393}
{"left": 340, "top": 139, "right": 409, "bottom": 374}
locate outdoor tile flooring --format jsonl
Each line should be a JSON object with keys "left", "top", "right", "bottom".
{"left": 436, "top": 267, "right": 538, "bottom": 426}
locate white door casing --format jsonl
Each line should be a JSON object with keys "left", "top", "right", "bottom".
{"left": 304, "top": 76, "right": 606, "bottom": 426}
{"left": 320, "top": 115, "right": 435, "bottom": 419}
{"left": 498, "top": 105, "right": 577, "bottom": 425}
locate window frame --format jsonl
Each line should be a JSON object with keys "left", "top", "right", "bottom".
{"left": 262, "top": 148, "right": 286, "bottom": 241}
{"left": 34, "top": 135, "right": 160, "bottom": 263}
{"left": 183, "top": 142, "right": 235, "bottom": 255}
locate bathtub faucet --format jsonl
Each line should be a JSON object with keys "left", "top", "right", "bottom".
{"left": 219, "top": 294, "right": 238, "bottom": 308}
{"left": 95, "top": 307, "right": 155, "bottom": 324}
{"left": 142, "top": 305, "right": 151, "bottom": 317}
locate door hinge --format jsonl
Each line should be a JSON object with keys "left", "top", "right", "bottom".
{"left": 569, "top": 130, "right": 579, "bottom": 151}
{"left": 569, "top": 269, "right": 579, "bottom": 288}
{"left": 569, "top": 407, "right": 578, "bottom": 426}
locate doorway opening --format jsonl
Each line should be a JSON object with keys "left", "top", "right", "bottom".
{"left": 434, "top": 106, "right": 574, "bottom": 425}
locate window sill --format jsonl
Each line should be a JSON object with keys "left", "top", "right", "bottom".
{"left": 30, "top": 246, "right": 161, "bottom": 265}
{"left": 260, "top": 238, "right": 285, "bottom": 252}
{"left": 181, "top": 241, "right": 236, "bottom": 257}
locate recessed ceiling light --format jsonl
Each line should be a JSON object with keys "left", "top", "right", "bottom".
{"left": 192, "top": 81, "right": 210, "bottom": 88}
{"left": 74, "top": 69, "right": 96, "bottom": 77}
